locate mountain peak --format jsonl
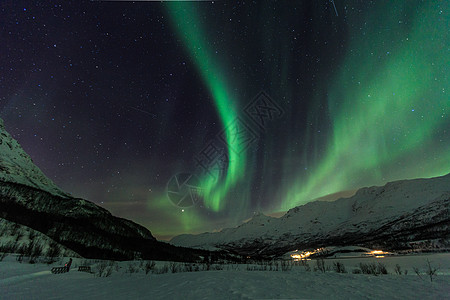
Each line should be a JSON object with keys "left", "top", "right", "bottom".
{"left": 252, "top": 211, "right": 267, "bottom": 218}
{"left": 0, "top": 119, "right": 69, "bottom": 197}
{"left": 246, "top": 211, "right": 275, "bottom": 224}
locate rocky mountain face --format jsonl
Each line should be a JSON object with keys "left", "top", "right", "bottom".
{"left": 0, "top": 118, "right": 69, "bottom": 198}
{"left": 0, "top": 118, "right": 212, "bottom": 261}
{"left": 171, "top": 174, "right": 450, "bottom": 258}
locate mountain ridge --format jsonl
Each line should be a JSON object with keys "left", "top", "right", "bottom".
{"left": 170, "top": 174, "right": 450, "bottom": 257}
{"left": 0, "top": 119, "right": 69, "bottom": 198}
{"left": 0, "top": 118, "right": 221, "bottom": 261}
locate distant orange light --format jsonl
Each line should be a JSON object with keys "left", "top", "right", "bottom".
{"left": 291, "top": 250, "right": 317, "bottom": 261}
{"left": 368, "top": 250, "right": 389, "bottom": 257}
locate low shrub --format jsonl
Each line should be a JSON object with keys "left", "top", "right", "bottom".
{"left": 316, "top": 258, "right": 326, "bottom": 273}
{"left": 333, "top": 261, "right": 347, "bottom": 273}
{"left": 144, "top": 261, "right": 156, "bottom": 274}
{"left": 394, "top": 264, "right": 402, "bottom": 275}
{"left": 357, "top": 262, "right": 388, "bottom": 275}
{"left": 153, "top": 264, "right": 169, "bottom": 274}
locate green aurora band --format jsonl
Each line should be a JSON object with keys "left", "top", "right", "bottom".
{"left": 165, "top": 3, "right": 248, "bottom": 212}
{"left": 163, "top": 1, "right": 448, "bottom": 223}
{"left": 280, "top": 1, "right": 449, "bottom": 210}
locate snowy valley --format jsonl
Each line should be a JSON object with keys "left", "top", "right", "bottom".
{"left": 0, "top": 116, "right": 449, "bottom": 299}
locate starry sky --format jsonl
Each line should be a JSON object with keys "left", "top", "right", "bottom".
{"left": 0, "top": 0, "right": 448, "bottom": 240}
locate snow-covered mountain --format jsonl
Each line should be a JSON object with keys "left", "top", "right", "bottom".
{"left": 171, "top": 174, "right": 450, "bottom": 257}
{"left": 0, "top": 118, "right": 212, "bottom": 261}
{"left": 0, "top": 118, "right": 69, "bottom": 198}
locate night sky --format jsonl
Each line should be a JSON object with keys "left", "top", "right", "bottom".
{"left": 1, "top": 0, "right": 448, "bottom": 240}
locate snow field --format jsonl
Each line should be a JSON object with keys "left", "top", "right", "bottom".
{"left": 1, "top": 253, "right": 449, "bottom": 299}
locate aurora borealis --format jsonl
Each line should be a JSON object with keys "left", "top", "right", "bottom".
{"left": 0, "top": 1, "right": 448, "bottom": 240}
{"left": 280, "top": 1, "right": 450, "bottom": 210}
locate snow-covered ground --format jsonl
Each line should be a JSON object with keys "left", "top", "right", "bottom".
{"left": 1, "top": 253, "right": 449, "bottom": 299}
